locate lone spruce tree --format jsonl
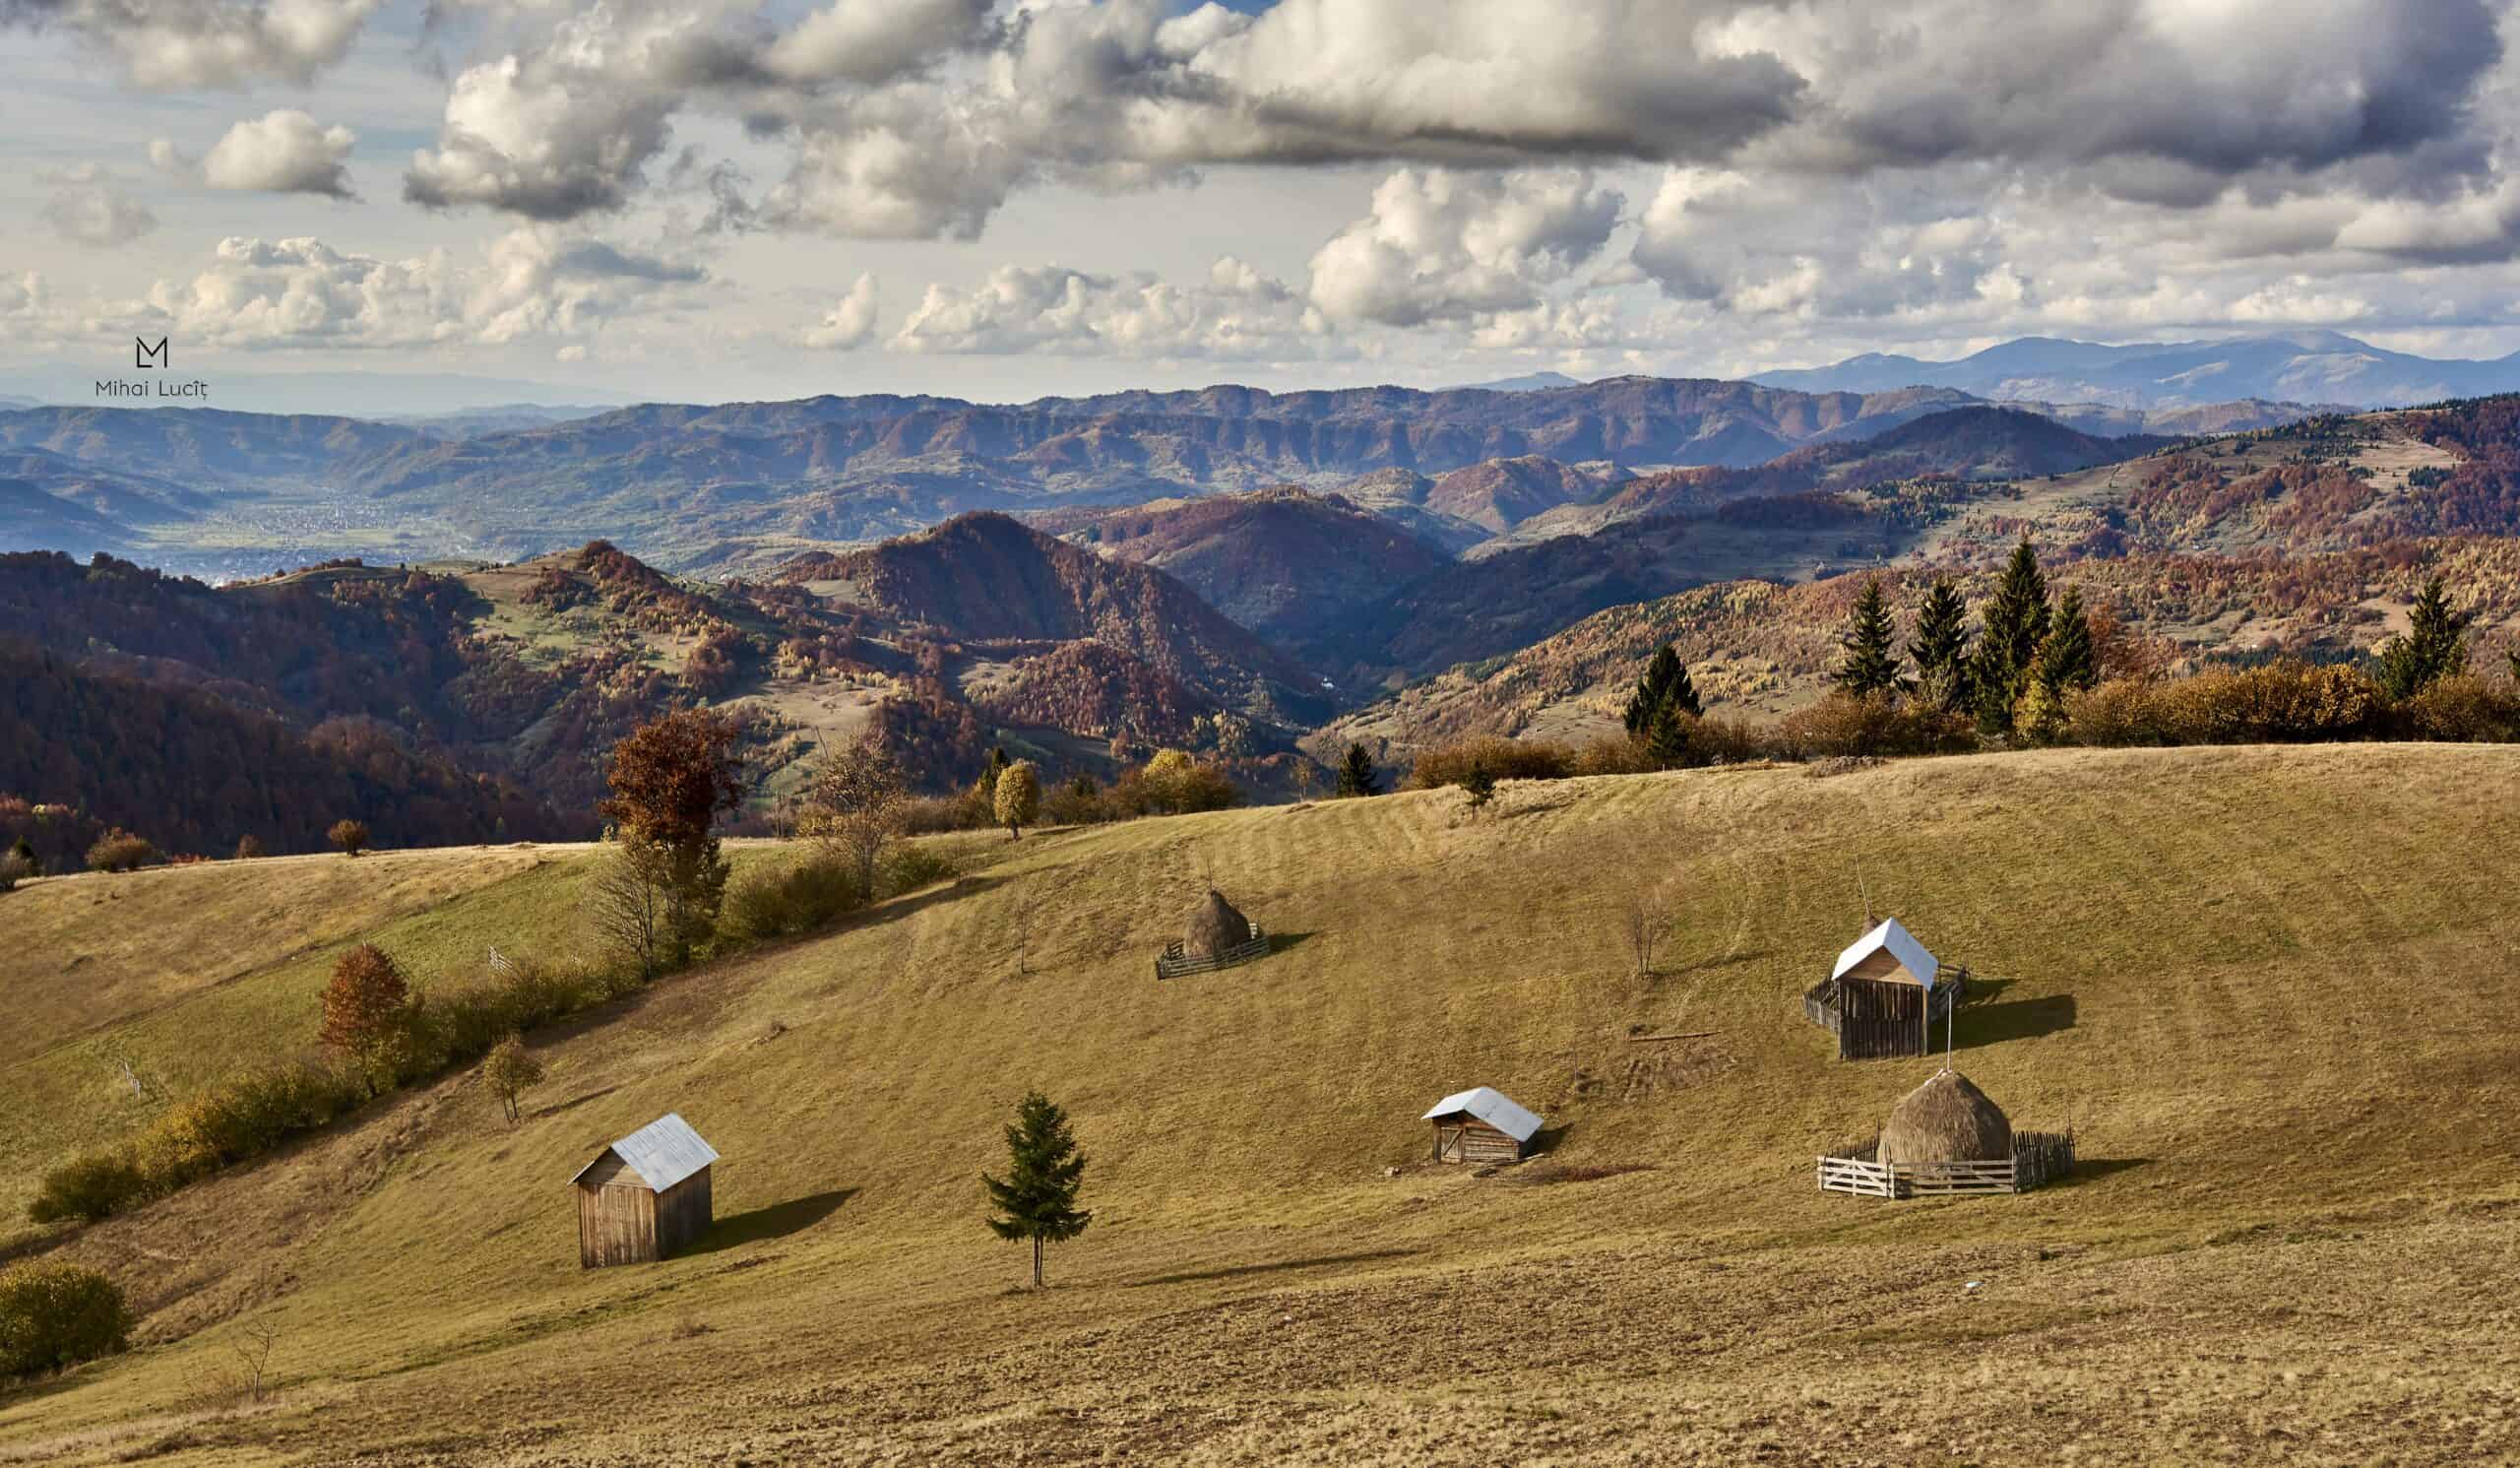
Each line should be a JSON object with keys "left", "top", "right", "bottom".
{"left": 1833, "top": 578, "right": 1903, "bottom": 697}
{"left": 1908, "top": 578, "right": 1974, "bottom": 714}
{"left": 1623, "top": 644, "right": 1701, "bottom": 734}
{"left": 2375, "top": 576, "right": 2470, "bottom": 699}
{"left": 1973, "top": 539, "right": 2051, "bottom": 734}
{"left": 1336, "top": 743, "right": 1381, "bottom": 798}
{"left": 982, "top": 1091, "right": 1093, "bottom": 1288}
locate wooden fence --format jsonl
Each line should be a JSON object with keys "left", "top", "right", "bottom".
{"left": 1815, "top": 1128, "right": 2075, "bottom": 1199}
{"left": 1802, "top": 968, "right": 1969, "bottom": 1060}
{"left": 1155, "top": 928, "right": 1270, "bottom": 980}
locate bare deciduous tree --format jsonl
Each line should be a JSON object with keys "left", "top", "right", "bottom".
{"left": 587, "top": 839, "right": 670, "bottom": 979}
{"left": 1622, "top": 881, "right": 1670, "bottom": 980}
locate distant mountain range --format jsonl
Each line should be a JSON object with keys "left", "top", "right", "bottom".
{"left": 0, "top": 364, "right": 639, "bottom": 416}
{"left": 0, "top": 377, "right": 2320, "bottom": 578}
{"left": 1752, "top": 330, "right": 2520, "bottom": 410}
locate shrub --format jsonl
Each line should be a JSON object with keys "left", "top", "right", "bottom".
{"left": 27, "top": 1148, "right": 149, "bottom": 1225}
{"left": 1042, "top": 775, "right": 1110, "bottom": 827}
{"left": 720, "top": 853, "right": 865, "bottom": 944}
{"left": 85, "top": 829, "right": 157, "bottom": 874}
{"left": 1775, "top": 693, "right": 1978, "bottom": 760}
{"left": 1406, "top": 737, "right": 1575, "bottom": 790}
{"left": 898, "top": 794, "right": 983, "bottom": 835}
{"left": 0, "top": 853, "right": 30, "bottom": 893}
{"left": 328, "top": 819, "right": 369, "bottom": 858}
{"left": 0, "top": 1262, "right": 134, "bottom": 1377}
{"left": 876, "top": 843, "right": 959, "bottom": 898}
{"left": 233, "top": 834, "right": 265, "bottom": 861}
{"left": 2065, "top": 662, "right": 2389, "bottom": 746}
{"left": 1573, "top": 734, "right": 1659, "bottom": 777}
{"left": 2394, "top": 674, "right": 2520, "bottom": 742}
{"left": 2155, "top": 662, "right": 2382, "bottom": 744}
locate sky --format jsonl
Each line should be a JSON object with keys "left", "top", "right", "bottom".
{"left": 7, "top": 0, "right": 2520, "bottom": 406}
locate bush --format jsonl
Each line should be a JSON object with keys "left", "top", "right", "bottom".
{"left": 27, "top": 1148, "right": 149, "bottom": 1225}
{"left": 720, "top": 853, "right": 865, "bottom": 944}
{"left": 0, "top": 1262, "right": 134, "bottom": 1377}
{"left": 329, "top": 819, "right": 369, "bottom": 858}
{"left": 1405, "top": 737, "right": 1575, "bottom": 790}
{"left": 233, "top": 834, "right": 265, "bottom": 861}
{"left": 876, "top": 843, "right": 959, "bottom": 898}
{"left": 2394, "top": 674, "right": 2520, "bottom": 742}
{"left": 1774, "top": 694, "right": 1977, "bottom": 760}
{"left": 85, "top": 829, "right": 157, "bottom": 874}
{"left": 0, "top": 853, "right": 30, "bottom": 893}
{"left": 898, "top": 794, "right": 984, "bottom": 835}
{"left": 1042, "top": 776, "right": 1111, "bottom": 827}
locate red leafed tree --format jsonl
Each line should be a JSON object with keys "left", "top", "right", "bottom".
{"left": 595, "top": 709, "right": 746, "bottom": 968}
{"left": 319, "top": 944, "right": 410, "bottom": 1094}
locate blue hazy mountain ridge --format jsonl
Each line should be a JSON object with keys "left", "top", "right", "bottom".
{"left": 0, "top": 364, "right": 642, "bottom": 417}
{"left": 1751, "top": 331, "right": 2520, "bottom": 409}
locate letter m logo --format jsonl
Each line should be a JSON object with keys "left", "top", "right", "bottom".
{"left": 135, "top": 336, "right": 168, "bottom": 369}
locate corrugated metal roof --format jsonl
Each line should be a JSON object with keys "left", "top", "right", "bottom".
{"left": 569, "top": 1112, "right": 719, "bottom": 1191}
{"left": 1832, "top": 918, "right": 1940, "bottom": 989}
{"left": 1420, "top": 1086, "right": 1544, "bottom": 1142}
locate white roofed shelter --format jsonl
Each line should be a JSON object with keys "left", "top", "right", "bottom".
{"left": 1805, "top": 919, "right": 1968, "bottom": 1061}
{"left": 1833, "top": 919, "right": 1941, "bottom": 990}
{"left": 571, "top": 1113, "right": 719, "bottom": 1267}
{"left": 1422, "top": 1087, "right": 1544, "bottom": 1165}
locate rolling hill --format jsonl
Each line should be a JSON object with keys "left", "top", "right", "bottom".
{"left": 2, "top": 745, "right": 2516, "bottom": 1463}
{"left": 1034, "top": 488, "right": 1452, "bottom": 643}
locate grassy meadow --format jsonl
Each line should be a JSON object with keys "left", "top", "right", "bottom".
{"left": 1, "top": 743, "right": 2516, "bottom": 1465}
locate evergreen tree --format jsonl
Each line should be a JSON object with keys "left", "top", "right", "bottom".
{"left": 2039, "top": 587, "right": 2100, "bottom": 695}
{"left": 1908, "top": 578, "right": 1974, "bottom": 714}
{"left": 982, "top": 1090, "right": 1093, "bottom": 1288}
{"left": 1460, "top": 761, "right": 1497, "bottom": 815}
{"left": 1336, "top": 743, "right": 1380, "bottom": 798}
{"left": 1645, "top": 699, "right": 1693, "bottom": 770}
{"left": 1622, "top": 643, "right": 1699, "bottom": 734}
{"left": 2375, "top": 576, "right": 2471, "bottom": 698}
{"left": 1833, "top": 578, "right": 1903, "bottom": 697}
{"left": 1973, "top": 539, "right": 2051, "bottom": 734}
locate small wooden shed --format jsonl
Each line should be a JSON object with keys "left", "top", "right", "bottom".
{"left": 1421, "top": 1087, "right": 1544, "bottom": 1165}
{"left": 1803, "top": 918, "right": 1966, "bottom": 1060}
{"left": 571, "top": 1113, "right": 718, "bottom": 1268}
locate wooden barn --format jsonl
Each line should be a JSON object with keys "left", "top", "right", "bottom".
{"left": 1421, "top": 1087, "right": 1544, "bottom": 1164}
{"left": 1802, "top": 918, "right": 1966, "bottom": 1060}
{"left": 571, "top": 1113, "right": 718, "bottom": 1268}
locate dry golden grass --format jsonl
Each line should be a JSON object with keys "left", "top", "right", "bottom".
{"left": 2, "top": 744, "right": 2517, "bottom": 1465}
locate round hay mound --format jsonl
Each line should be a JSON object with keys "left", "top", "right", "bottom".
{"left": 1181, "top": 889, "right": 1252, "bottom": 959}
{"left": 1878, "top": 1069, "right": 2012, "bottom": 1167}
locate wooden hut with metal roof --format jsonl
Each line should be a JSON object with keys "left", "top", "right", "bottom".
{"left": 1421, "top": 1087, "right": 1544, "bottom": 1165}
{"left": 1802, "top": 918, "right": 1967, "bottom": 1060}
{"left": 571, "top": 1113, "right": 718, "bottom": 1267}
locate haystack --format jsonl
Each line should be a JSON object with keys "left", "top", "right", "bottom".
{"left": 1180, "top": 889, "right": 1253, "bottom": 960}
{"left": 1877, "top": 1069, "right": 2012, "bottom": 1167}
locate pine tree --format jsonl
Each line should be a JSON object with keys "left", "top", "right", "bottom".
{"left": 982, "top": 1090, "right": 1093, "bottom": 1288}
{"left": 1336, "top": 743, "right": 1380, "bottom": 798}
{"left": 2040, "top": 587, "right": 2099, "bottom": 694}
{"left": 1833, "top": 578, "right": 1903, "bottom": 697}
{"left": 1973, "top": 539, "right": 2051, "bottom": 734}
{"left": 2375, "top": 576, "right": 2471, "bottom": 698}
{"left": 1908, "top": 578, "right": 1974, "bottom": 713}
{"left": 1645, "top": 698, "right": 1693, "bottom": 770}
{"left": 1460, "top": 762, "right": 1497, "bottom": 815}
{"left": 1623, "top": 644, "right": 1699, "bottom": 734}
